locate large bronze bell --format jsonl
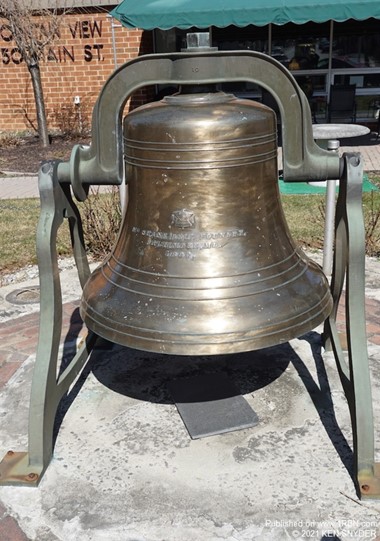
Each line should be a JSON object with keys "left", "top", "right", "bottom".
{"left": 80, "top": 89, "right": 332, "bottom": 355}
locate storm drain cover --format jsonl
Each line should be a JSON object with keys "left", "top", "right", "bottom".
{"left": 5, "top": 286, "right": 40, "bottom": 305}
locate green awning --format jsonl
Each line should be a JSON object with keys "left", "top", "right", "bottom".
{"left": 111, "top": 0, "right": 380, "bottom": 30}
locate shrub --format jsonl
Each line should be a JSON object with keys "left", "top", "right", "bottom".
{"left": 50, "top": 96, "right": 91, "bottom": 138}
{"left": 0, "top": 132, "right": 22, "bottom": 148}
{"left": 79, "top": 186, "right": 122, "bottom": 259}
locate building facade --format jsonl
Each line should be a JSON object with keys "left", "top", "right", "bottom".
{"left": 0, "top": 2, "right": 153, "bottom": 133}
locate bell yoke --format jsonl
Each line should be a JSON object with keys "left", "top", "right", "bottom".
{"left": 0, "top": 45, "right": 378, "bottom": 500}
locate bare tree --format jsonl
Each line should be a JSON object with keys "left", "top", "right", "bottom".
{"left": 0, "top": 0, "right": 69, "bottom": 146}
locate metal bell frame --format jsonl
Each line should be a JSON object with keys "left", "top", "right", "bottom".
{"left": 0, "top": 50, "right": 378, "bottom": 499}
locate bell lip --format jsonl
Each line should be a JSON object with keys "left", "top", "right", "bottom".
{"left": 81, "top": 314, "right": 330, "bottom": 356}
{"left": 80, "top": 292, "right": 332, "bottom": 356}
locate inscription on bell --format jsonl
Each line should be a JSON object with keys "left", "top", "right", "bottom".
{"left": 171, "top": 209, "right": 196, "bottom": 229}
{"left": 131, "top": 226, "right": 247, "bottom": 259}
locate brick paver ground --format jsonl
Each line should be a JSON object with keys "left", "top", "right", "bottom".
{"left": 0, "top": 502, "right": 30, "bottom": 541}
{"left": 0, "top": 299, "right": 87, "bottom": 540}
{"left": 0, "top": 300, "right": 86, "bottom": 388}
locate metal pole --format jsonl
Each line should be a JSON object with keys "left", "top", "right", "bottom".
{"left": 107, "top": 14, "right": 127, "bottom": 212}
{"left": 323, "top": 138, "right": 340, "bottom": 275}
{"left": 107, "top": 14, "right": 120, "bottom": 70}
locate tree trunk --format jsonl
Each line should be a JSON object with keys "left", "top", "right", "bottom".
{"left": 29, "top": 62, "right": 50, "bottom": 147}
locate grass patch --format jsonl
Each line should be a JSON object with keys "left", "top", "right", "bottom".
{"left": 0, "top": 189, "right": 120, "bottom": 278}
{"left": 0, "top": 198, "right": 72, "bottom": 275}
{"left": 282, "top": 189, "right": 380, "bottom": 257}
{"left": 281, "top": 194, "right": 325, "bottom": 250}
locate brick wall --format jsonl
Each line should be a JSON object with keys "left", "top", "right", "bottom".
{"left": 0, "top": 9, "right": 154, "bottom": 134}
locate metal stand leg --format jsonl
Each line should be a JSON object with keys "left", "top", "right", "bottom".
{"left": 0, "top": 161, "right": 97, "bottom": 486}
{"left": 324, "top": 153, "right": 380, "bottom": 499}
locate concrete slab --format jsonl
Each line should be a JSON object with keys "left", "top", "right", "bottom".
{"left": 0, "top": 258, "right": 99, "bottom": 323}
{"left": 0, "top": 328, "right": 380, "bottom": 540}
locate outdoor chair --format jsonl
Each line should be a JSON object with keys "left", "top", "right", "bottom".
{"left": 327, "top": 84, "right": 357, "bottom": 123}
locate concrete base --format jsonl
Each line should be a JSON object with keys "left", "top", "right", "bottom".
{"left": 1, "top": 331, "right": 380, "bottom": 541}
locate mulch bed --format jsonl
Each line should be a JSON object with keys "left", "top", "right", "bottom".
{"left": 0, "top": 134, "right": 90, "bottom": 175}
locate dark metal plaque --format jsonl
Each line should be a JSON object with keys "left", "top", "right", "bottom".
{"left": 168, "top": 373, "right": 259, "bottom": 439}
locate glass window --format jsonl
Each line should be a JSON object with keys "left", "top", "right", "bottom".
{"left": 154, "top": 20, "right": 380, "bottom": 106}
{"left": 332, "top": 18, "right": 380, "bottom": 69}
{"left": 212, "top": 25, "right": 268, "bottom": 54}
{"left": 211, "top": 25, "right": 267, "bottom": 95}
{"left": 271, "top": 21, "right": 331, "bottom": 70}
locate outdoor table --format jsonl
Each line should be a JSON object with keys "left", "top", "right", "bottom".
{"left": 311, "top": 123, "right": 370, "bottom": 275}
